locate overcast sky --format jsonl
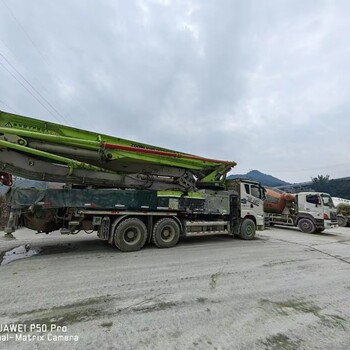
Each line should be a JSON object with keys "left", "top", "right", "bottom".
{"left": 0, "top": 0, "right": 349, "bottom": 183}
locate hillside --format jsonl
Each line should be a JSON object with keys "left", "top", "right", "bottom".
{"left": 228, "top": 170, "right": 290, "bottom": 187}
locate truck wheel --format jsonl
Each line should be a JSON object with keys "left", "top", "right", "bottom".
{"left": 114, "top": 218, "right": 147, "bottom": 252}
{"left": 297, "top": 218, "right": 315, "bottom": 234}
{"left": 239, "top": 218, "right": 256, "bottom": 240}
{"left": 337, "top": 216, "right": 347, "bottom": 227}
{"left": 152, "top": 218, "right": 180, "bottom": 248}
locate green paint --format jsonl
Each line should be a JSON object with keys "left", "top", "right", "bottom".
{"left": 0, "top": 110, "right": 236, "bottom": 188}
{"left": 0, "top": 139, "right": 113, "bottom": 174}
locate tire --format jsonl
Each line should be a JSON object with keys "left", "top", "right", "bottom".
{"left": 337, "top": 216, "right": 347, "bottom": 227}
{"left": 239, "top": 218, "right": 256, "bottom": 240}
{"left": 152, "top": 218, "right": 180, "bottom": 248}
{"left": 114, "top": 218, "right": 147, "bottom": 252}
{"left": 297, "top": 218, "right": 316, "bottom": 234}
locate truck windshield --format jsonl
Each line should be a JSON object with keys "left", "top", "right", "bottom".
{"left": 321, "top": 194, "right": 335, "bottom": 208}
{"left": 243, "top": 183, "right": 265, "bottom": 199}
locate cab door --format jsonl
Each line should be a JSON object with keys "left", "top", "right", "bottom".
{"left": 303, "top": 194, "right": 323, "bottom": 220}
{"left": 241, "top": 183, "right": 265, "bottom": 227}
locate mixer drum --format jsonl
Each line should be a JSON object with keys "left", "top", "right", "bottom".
{"left": 264, "top": 188, "right": 295, "bottom": 214}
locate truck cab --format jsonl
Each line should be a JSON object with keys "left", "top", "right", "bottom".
{"left": 239, "top": 180, "right": 265, "bottom": 230}
{"left": 226, "top": 179, "right": 265, "bottom": 232}
{"left": 295, "top": 192, "right": 338, "bottom": 232}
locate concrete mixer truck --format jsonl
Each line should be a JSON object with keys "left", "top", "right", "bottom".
{"left": 332, "top": 197, "right": 350, "bottom": 227}
{"left": 264, "top": 188, "right": 338, "bottom": 233}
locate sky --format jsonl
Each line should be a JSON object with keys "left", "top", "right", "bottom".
{"left": 0, "top": 0, "right": 349, "bottom": 183}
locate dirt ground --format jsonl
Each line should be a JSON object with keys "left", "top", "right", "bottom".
{"left": 0, "top": 226, "right": 350, "bottom": 350}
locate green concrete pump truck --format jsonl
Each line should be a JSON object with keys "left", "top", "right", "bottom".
{"left": 0, "top": 110, "right": 265, "bottom": 252}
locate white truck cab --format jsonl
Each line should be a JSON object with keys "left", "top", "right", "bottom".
{"left": 295, "top": 192, "right": 338, "bottom": 232}
{"left": 239, "top": 181, "right": 265, "bottom": 230}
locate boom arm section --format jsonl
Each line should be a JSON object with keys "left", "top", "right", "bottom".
{"left": 0, "top": 110, "right": 236, "bottom": 191}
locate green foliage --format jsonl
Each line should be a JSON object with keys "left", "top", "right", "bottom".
{"left": 311, "top": 175, "right": 350, "bottom": 199}
{"left": 311, "top": 174, "right": 330, "bottom": 190}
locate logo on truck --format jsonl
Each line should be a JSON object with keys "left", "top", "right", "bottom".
{"left": 241, "top": 196, "right": 260, "bottom": 206}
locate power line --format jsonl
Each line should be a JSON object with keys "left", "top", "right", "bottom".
{"left": 0, "top": 1, "right": 74, "bottom": 126}
{"left": 0, "top": 39, "right": 57, "bottom": 106}
{"left": 0, "top": 98, "right": 17, "bottom": 113}
{"left": 0, "top": 51, "right": 69, "bottom": 124}
{"left": 1, "top": 0, "right": 48, "bottom": 65}
{"left": 0, "top": 60, "right": 63, "bottom": 122}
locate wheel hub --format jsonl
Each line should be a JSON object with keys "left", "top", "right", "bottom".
{"left": 161, "top": 227, "right": 175, "bottom": 242}
{"left": 124, "top": 228, "right": 140, "bottom": 244}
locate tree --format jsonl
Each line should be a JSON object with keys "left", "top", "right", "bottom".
{"left": 311, "top": 174, "right": 330, "bottom": 192}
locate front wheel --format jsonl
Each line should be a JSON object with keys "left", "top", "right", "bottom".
{"left": 298, "top": 218, "right": 316, "bottom": 234}
{"left": 239, "top": 218, "right": 256, "bottom": 240}
{"left": 337, "top": 216, "right": 347, "bottom": 227}
{"left": 114, "top": 218, "right": 147, "bottom": 252}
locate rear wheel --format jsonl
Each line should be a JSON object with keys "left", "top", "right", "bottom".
{"left": 152, "top": 218, "right": 180, "bottom": 248}
{"left": 114, "top": 218, "right": 147, "bottom": 252}
{"left": 298, "top": 218, "right": 316, "bottom": 234}
{"left": 239, "top": 218, "right": 256, "bottom": 240}
{"left": 337, "top": 216, "right": 347, "bottom": 227}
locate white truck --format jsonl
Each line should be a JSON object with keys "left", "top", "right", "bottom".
{"left": 332, "top": 197, "right": 350, "bottom": 227}
{"left": 264, "top": 188, "right": 338, "bottom": 233}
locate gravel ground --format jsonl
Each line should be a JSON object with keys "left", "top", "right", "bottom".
{"left": 0, "top": 226, "right": 350, "bottom": 350}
